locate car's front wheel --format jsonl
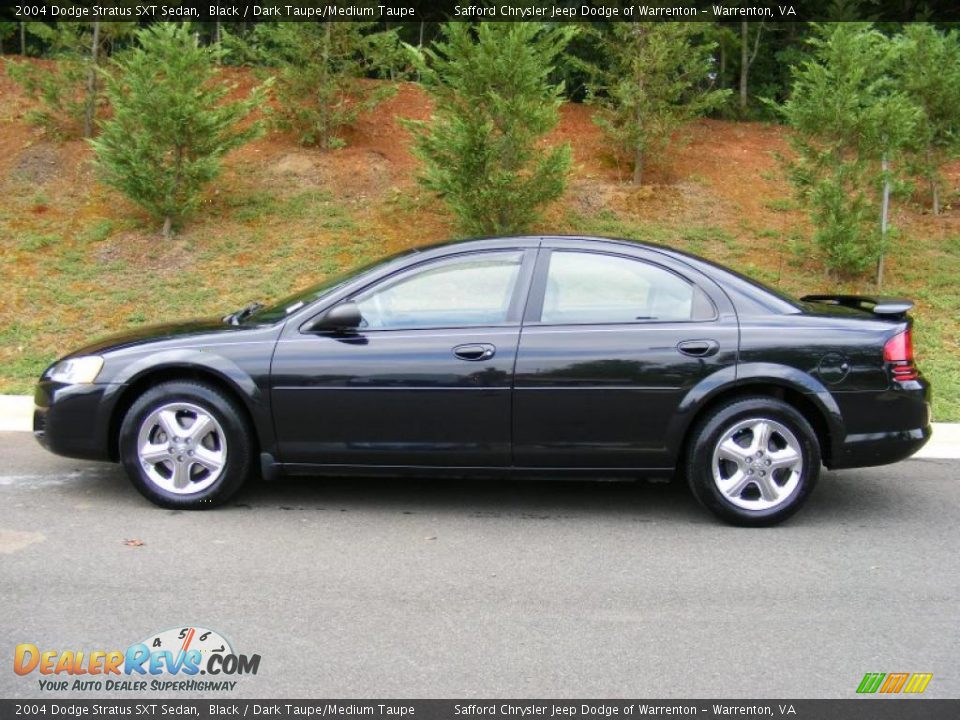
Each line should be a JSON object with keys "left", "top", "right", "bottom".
{"left": 685, "top": 397, "right": 821, "bottom": 527}
{"left": 118, "top": 381, "right": 254, "bottom": 509}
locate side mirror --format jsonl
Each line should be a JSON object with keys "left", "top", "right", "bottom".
{"left": 306, "top": 302, "right": 363, "bottom": 333}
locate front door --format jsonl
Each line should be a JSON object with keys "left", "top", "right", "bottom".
{"left": 271, "top": 249, "right": 534, "bottom": 468}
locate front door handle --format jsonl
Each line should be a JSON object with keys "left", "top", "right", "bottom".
{"left": 453, "top": 343, "right": 496, "bottom": 361}
{"left": 677, "top": 339, "right": 720, "bottom": 358}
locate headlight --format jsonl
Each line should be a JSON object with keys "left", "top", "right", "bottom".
{"left": 48, "top": 356, "right": 105, "bottom": 384}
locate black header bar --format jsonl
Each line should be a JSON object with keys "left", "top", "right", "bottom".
{"left": 5, "top": 1, "right": 960, "bottom": 23}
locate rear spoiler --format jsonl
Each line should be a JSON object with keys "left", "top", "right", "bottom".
{"left": 800, "top": 294, "right": 914, "bottom": 318}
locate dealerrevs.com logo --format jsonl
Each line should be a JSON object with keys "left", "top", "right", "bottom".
{"left": 14, "top": 626, "right": 261, "bottom": 692}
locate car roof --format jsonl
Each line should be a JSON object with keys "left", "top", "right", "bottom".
{"left": 412, "top": 234, "right": 719, "bottom": 270}
{"left": 413, "top": 234, "right": 677, "bottom": 255}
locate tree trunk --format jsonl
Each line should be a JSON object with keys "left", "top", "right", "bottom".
{"left": 322, "top": 21, "right": 332, "bottom": 148}
{"left": 740, "top": 22, "right": 748, "bottom": 112}
{"left": 632, "top": 64, "right": 645, "bottom": 185}
{"left": 215, "top": 21, "right": 221, "bottom": 64}
{"left": 20, "top": 22, "right": 26, "bottom": 55}
{"left": 877, "top": 154, "right": 890, "bottom": 288}
{"left": 323, "top": 22, "right": 331, "bottom": 68}
{"left": 418, "top": 22, "right": 425, "bottom": 82}
{"left": 719, "top": 39, "right": 726, "bottom": 89}
{"left": 385, "top": 21, "right": 395, "bottom": 80}
{"left": 633, "top": 147, "right": 644, "bottom": 185}
{"left": 83, "top": 21, "right": 100, "bottom": 139}
{"left": 927, "top": 146, "right": 940, "bottom": 216}
{"left": 165, "top": 145, "right": 184, "bottom": 238}
{"left": 739, "top": 21, "right": 764, "bottom": 115}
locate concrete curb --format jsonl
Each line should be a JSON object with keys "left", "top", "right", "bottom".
{"left": 917, "top": 423, "right": 960, "bottom": 460}
{"left": 0, "top": 395, "right": 34, "bottom": 432}
{"left": 1, "top": 394, "right": 958, "bottom": 459}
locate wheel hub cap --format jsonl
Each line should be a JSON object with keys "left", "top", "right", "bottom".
{"left": 136, "top": 402, "right": 227, "bottom": 495}
{"left": 711, "top": 418, "right": 803, "bottom": 511}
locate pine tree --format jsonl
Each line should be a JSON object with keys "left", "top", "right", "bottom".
{"left": 247, "top": 22, "right": 396, "bottom": 149}
{"left": 583, "top": 23, "right": 729, "bottom": 184}
{"left": 406, "top": 22, "right": 574, "bottom": 235}
{"left": 5, "top": 22, "right": 135, "bottom": 138}
{"left": 896, "top": 24, "right": 960, "bottom": 216}
{"left": 778, "top": 23, "right": 919, "bottom": 283}
{"left": 91, "top": 23, "right": 264, "bottom": 236}
{"left": 0, "top": 22, "right": 16, "bottom": 55}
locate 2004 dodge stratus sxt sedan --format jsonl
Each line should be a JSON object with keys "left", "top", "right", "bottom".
{"left": 34, "top": 236, "right": 931, "bottom": 525}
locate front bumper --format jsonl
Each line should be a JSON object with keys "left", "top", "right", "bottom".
{"left": 34, "top": 381, "right": 117, "bottom": 461}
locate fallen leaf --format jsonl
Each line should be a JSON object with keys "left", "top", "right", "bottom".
{"left": 123, "top": 539, "right": 145, "bottom": 547}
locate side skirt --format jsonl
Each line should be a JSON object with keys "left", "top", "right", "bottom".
{"left": 266, "top": 462, "right": 676, "bottom": 481}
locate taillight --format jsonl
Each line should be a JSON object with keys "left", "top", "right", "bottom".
{"left": 884, "top": 329, "right": 918, "bottom": 382}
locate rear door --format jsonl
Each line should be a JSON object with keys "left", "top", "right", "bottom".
{"left": 513, "top": 244, "right": 738, "bottom": 469}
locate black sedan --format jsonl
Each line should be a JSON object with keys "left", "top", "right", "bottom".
{"left": 34, "top": 236, "right": 931, "bottom": 526}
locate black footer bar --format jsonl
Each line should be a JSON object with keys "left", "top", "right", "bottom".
{"left": 2, "top": 700, "right": 958, "bottom": 720}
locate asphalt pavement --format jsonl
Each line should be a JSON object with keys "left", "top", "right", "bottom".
{"left": 1, "top": 432, "right": 957, "bottom": 699}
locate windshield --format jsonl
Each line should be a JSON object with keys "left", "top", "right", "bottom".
{"left": 245, "top": 248, "right": 419, "bottom": 324}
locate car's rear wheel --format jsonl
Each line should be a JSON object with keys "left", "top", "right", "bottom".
{"left": 119, "top": 381, "right": 254, "bottom": 509}
{"left": 685, "top": 397, "right": 820, "bottom": 527}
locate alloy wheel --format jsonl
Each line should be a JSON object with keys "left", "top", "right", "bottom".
{"left": 136, "top": 402, "right": 227, "bottom": 495}
{"left": 711, "top": 417, "right": 803, "bottom": 511}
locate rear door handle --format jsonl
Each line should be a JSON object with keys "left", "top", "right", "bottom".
{"left": 677, "top": 339, "right": 720, "bottom": 358}
{"left": 453, "top": 343, "right": 496, "bottom": 361}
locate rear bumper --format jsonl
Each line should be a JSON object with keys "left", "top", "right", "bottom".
{"left": 33, "top": 381, "right": 116, "bottom": 462}
{"left": 830, "top": 425, "right": 932, "bottom": 469}
{"left": 828, "top": 378, "right": 932, "bottom": 469}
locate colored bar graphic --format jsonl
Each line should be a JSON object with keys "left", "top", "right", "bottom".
{"left": 857, "top": 673, "right": 886, "bottom": 694}
{"left": 904, "top": 673, "right": 934, "bottom": 694}
{"left": 880, "top": 673, "right": 909, "bottom": 693}
{"left": 856, "top": 672, "right": 933, "bottom": 694}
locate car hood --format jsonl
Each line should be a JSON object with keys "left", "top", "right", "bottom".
{"left": 65, "top": 318, "right": 256, "bottom": 358}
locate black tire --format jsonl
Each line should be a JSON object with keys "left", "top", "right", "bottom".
{"left": 118, "top": 381, "right": 255, "bottom": 509}
{"left": 685, "top": 396, "right": 821, "bottom": 527}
